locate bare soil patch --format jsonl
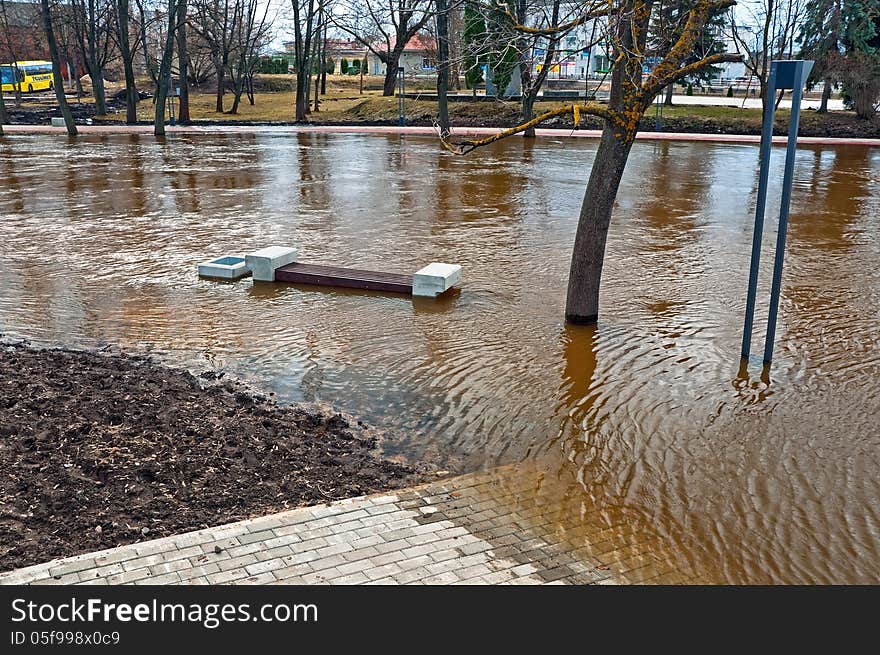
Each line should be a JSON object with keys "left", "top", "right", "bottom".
{"left": 0, "top": 342, "right": 421, "bottom": 571}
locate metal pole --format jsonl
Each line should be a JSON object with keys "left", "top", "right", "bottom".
{"left": 763, "top": 66, "right": 807, "bottom": 363}
{"left": 740, "top": 63, "right": 778, "bottom": 359}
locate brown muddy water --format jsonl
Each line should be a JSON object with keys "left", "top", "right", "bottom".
{"left": 1, "top": 132, "right": 878, "bottom": 583}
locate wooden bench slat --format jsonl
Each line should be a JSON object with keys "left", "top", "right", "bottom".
{"left": 275, "top": 262, "right": 414, "bottom": 294}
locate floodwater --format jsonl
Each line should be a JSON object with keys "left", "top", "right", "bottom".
{"left": 1, "top": 132, "right": 878, "bottom": 584}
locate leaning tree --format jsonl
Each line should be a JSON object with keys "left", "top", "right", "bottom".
{"left": 444, "top": 0, "right": 740, "bottom": 324}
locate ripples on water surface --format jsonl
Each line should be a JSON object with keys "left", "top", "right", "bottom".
{"left": 1, "top": 133, "right": 878, "bottom": 583}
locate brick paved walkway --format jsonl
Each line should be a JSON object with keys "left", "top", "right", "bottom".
{"left": 0, "top": 464, "right": 704, "bottom": 585}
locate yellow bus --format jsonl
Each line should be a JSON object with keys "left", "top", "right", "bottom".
{"left": 0, "top": 61, "right": 54, "bottom": 93}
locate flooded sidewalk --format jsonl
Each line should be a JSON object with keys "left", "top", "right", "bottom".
{"left": 3, "top": 122, "right": 878, "bottom": 146}
{"left": 0, "top": 464, "right": 702, "bottom": 585}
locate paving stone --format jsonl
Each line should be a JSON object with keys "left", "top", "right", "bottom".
{"left": 328, "top": 571, "right": 370, "bottom": 585}
{"left": 178, "top": 563, "right": 221, "bottom": 582}
{"left": 30, "top": 576, "right": 74, "bottom": 586}
{"left": 400, "top": 544, "right": 436, "bottom": 559}
{"left": 363, "top": 563, "right": 405, "bottom": 581}
{"left": 428, "top": 548, "right": 461, "bottom": 564}
{"left": 207, "top": 569, "right": 251, "bottom": 585}
{"left": 223, "top": 542, "right": 265, "bottom": 559}
{"left": 308, "top": 554, "right": 348, "bottom": 573}
{"left": 182, "top": 576, "right": 211, "bottom": 585}
{"left": 421, "top": 571, "right": 461, "bottom": 584}
{"left": 392, "top": 567, "right": 432, "bottom": 584}
{"left": 244, "top": 559, "right": 286, "bottom": 576}
{"left": 239, "top": 572, "right": 277, "bottom": 585}
{"left": 335, "top": 559, "right": 373, "bottom": 576}
{"left": 371, "top": 550, "right": 407, "bottom": 567}
{"left": 272, "top": 564, "right": 314, "bottom": 581}
{"left": 149, "top": 559, "right": 193, "bottom": 577}
{"left": 340, "top": 547, "right": 381, "bottom": 563}
{"left": 106, "top": 568, "right": 153, "bottom": 585}
{"left": 93, "top": 550, "right": 139, "bottom": 568}
{"left": 457, "top": 540, "right": 494, "bottom": 556}
{"left": 48, "top": 559, "right": 96, "bottom": 578}
{"left": 237, "top": 529, "right": 277, "bottom": 546}
{"left": 217, "top": 554, "right": 259, "bottom": 572}
{"left": 135, "top": 572, "right": 181, "bottom": 585}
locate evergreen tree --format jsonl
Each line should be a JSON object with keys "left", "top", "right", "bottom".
{"left": 800, "top": 0, "right": 845, "bottom": 111}
{"left": 800, "top": 0, "right": 880, "bottom": 118}
{"left": 649, "top": 0, "right": 727, "bottom": 105}
{"left": 463, "top": 5, "right": 487, "bottom": 91}
{"left": 487, "top": 2, "right": 521, "bottom": 98}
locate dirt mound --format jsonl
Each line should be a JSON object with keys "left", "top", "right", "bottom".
{"left": 0, "top": 343, "right": 420, "bottom": 571}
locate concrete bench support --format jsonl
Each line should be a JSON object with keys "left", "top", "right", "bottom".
{"left": 198, "top": 255, "right": 250, "bottom": 279}
{"left": 413, "top": 263, "right": 461, "bottom": 297}
{"left": 50, "top": 117, "right": 65, "bottom": 127}
{"left": 245, "top": 246, "right": 298, "bottom": 282}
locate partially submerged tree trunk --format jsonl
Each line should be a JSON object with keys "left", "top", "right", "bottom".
{"left": 521, "top": 93, "right": 537, "bottom": 137}
{"left": 565, "top": 126, "right": 634, "bottom": 323}
{"left": 116, "top": 0, "right": 138, "bottom": 124}
{"left": 154, "top": 1, "right": 178, "bottom": 137}
{"left": 436, "top": 0, "right": 450, "bottom": 137}
{"left": 176, "top": 0, "right": 190, "bottom": 123}
{"left": 295, "top": 73, "right": 309, "bottom": 120}
{"left": 291, "top": 0, "right": 317, "bottom": 121}
{"left": 87, "top": 0, "right": 107, "bottom": 115}
{"left": 0, "top": 86, "right": 6, "bottom": 137}
{"left": 40, "top": 0, "right": 77, "bottom": 136}
{"left": 214, "top": 60, "right": 225, "bottom": 113}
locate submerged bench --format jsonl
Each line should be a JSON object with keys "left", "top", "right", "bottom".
{"left": 275, "top": 262, "right": 460, "bottom": 298}
{"left": 275, "top": 263, "right": 413, "bottom": 294}
{"left": 200, "top": 246, "right": 461, "bottom": 298}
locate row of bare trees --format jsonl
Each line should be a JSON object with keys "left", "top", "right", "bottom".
{"left": 0, "top": 0, "right": 275, "bottom": 134}
{"left": 319, "top": 0, "right": 876, "bottom": 123}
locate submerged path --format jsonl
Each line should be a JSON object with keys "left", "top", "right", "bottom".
{"left": 3, "top": 123, "right": 878, "bottom": 146}
{"left": 0, "top": 464, "right": 704, "bottom": 586}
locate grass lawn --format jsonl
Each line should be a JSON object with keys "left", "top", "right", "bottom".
{"left": 82, "top": 73, "right": 879, "bottom": 138}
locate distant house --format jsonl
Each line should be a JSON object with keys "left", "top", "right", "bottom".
{"left": 377, "top": 34, "right": 437, "bottom": 75}
{"left": 282, "top": 34, "right": 437, "bottom": 77}
{"left": 327, "top": 39, "right": 373, "bottom": 75}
